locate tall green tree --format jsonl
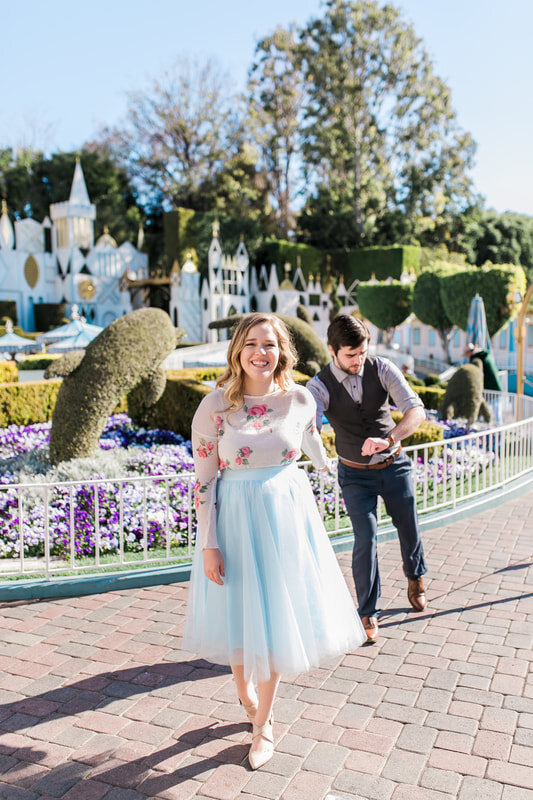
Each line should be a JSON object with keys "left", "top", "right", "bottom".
{"left": 247, "top": 26, "right": 304, "bottom": 238}
{"left": 298, "top": 0, "right": 476, "bottom": 248}
{"left": 0, "top": 148, "right": 141, "bottom": 244}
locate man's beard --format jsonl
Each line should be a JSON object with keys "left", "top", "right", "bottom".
{"left": 336, "top": 358, "right": 363, "bottom": 375}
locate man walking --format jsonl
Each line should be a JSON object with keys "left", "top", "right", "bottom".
{"left": 307, "top": 315, "right": 427, "bottom": 643}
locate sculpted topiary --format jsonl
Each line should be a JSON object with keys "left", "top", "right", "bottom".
{"left": 209, "top": 313, "right": 330, "bottom": 375}
{"left": 439, "top": 360, "right": 491, "bottom": 425}
{"left": 49, "top": 309, "right": 181, "bottom": 464}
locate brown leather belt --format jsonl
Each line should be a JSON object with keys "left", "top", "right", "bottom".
{"left": 339, "top": 445, "right": 402, "bottom": 471}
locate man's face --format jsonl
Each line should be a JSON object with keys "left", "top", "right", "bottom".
{"left": 330, "top": 341, "right": 369, "bottom": 375}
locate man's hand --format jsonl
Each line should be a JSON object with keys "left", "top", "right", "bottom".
{"left": 361, "top": 437, "right": 390, "bottom": 457}
{"left": 203, "top": 548, "right": 225, "bottom": 585}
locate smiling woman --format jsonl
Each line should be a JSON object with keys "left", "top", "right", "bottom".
{"left": 182, "top": 312, "right": 366, "bottom": 770}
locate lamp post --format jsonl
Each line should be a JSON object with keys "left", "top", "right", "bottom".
{"left": 515, "top": 283, "right": 533, "bottom": 419}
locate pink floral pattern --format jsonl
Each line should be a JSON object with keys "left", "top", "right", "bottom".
{"left": 214, "top": 415, "right": 224, "bottom": 437}
{"left": 196, "top": 438, "right": 215, "bottom": 459}
{"left": 219, "top": 458, "right": 229, "bottom": 471}
{"left": 244, "top": 402, "right": 273, "bottom": 428}
{"left": 193, "top": 477, "right": 214, "bottom": 510}
{"left": 305, "top": 419, "right": 316, "bottom": 435}
{"left": 281, "top": 448, "right": 299, "bottom": 465}
{"left": 235, "top": 446, "right": 252, "bottom": 466}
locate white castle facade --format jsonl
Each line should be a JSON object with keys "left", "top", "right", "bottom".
{"left": 169, "top": 226, "right": 340, "bottom": 343}
{"left": 0, "top": 160, "right": 147, "bottom": 331}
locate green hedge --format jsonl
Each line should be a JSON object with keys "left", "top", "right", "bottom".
{"left": 255, "top": 239, "right": 324, "bottom": 282}
{"left": 331, "top": 245, "right": 421, "bottom": 284}
{"left": 18, "top": 354, "right": 60, "bottom": 371}
{"left": 0, "top": 301, "right": 17, "bottom": 324}
{"left": 34, "top": 303, "right": 67, "bottom": 332}
{"left": 0, "top": 380, "right": 62, "bottom": 427}
{"left": 412, "top": 385, "right": 446, "bottom": 410}
{"left": 0, "top": 361, "right": 18, "bottom": 383}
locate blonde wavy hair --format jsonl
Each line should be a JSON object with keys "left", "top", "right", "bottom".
{"left": 216, "top": 313, "right": 297, "bottom": 411}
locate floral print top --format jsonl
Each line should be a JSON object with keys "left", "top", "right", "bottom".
{"left": 191, "top": 384, "right": 329, "bottom": 549}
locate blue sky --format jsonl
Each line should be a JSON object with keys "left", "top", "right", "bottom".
{"left": 2, "top": 0, "right": 532, "bottom": 215}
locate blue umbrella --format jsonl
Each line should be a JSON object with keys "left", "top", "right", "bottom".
{"left": 466, "top": 293, "right": 492, "bottom": 353}
{"left": 47, "top": 328, "right": 100, "bottom": 353}
{"left": 36, "top": 306, "right": 102, "bottom": 346}
{"left": 0, "top": 321, "right": 38, "bottom": 359}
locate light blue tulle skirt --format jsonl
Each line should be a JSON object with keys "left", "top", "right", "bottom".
{"left": 182, "top": 464, "right": 366, "bottom": 682}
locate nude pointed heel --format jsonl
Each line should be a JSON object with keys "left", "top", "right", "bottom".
{"left": 249, "top": 717, "right": 274, "bottom": 770}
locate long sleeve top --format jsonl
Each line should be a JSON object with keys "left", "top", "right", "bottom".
{"left": 191, "top": 383, "right": 330, "bottom": 549}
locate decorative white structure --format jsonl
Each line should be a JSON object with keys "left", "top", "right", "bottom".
{"left": 0, "top": 160, "right": 147, "bottom": 331}
{"left": 169, "top": 227, "right": 334, "bottom": 342}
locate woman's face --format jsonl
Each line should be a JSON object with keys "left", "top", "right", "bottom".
{"left": 239, "top": 322, "right": 280, "bottom": 386}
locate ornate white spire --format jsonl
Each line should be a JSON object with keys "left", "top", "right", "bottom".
{"left": 69, "top": 158, "right": 91, "bottom": 206}
{"left": 0, "top": 200, "right": 15, "bottom": 250}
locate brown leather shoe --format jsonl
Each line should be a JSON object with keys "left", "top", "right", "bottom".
{"left": 407, "top": 577, "right": 426, "bottom": 611}
{"left": 361, "top": 615, "right": 379, "bottom": 643}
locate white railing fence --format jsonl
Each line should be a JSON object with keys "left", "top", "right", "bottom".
{"left": 1, "top": 391, "right": 532, "bottom": 580}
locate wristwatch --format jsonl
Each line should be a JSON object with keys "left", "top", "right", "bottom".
{"left": 386, "top": 433, "right": 395, "bottom": 448}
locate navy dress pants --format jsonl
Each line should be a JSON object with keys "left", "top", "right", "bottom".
{"left": 338, "top": 452, "right": 426, "bottom": 618}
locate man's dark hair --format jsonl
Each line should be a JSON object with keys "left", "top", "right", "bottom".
{"left": 327, "top": 314, "right": 370, "bottom": 354}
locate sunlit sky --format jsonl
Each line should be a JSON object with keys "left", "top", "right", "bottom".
{"left": 2, "top": 0, "right": 532, "bottom": 214}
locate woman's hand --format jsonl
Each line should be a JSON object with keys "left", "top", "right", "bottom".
{"left": 203, "top": 548, "right": 225, "bottom": 585}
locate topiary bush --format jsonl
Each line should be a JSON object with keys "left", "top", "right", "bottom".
{"left": 439, "top": 263, "right": 526, "bottom": 337}
{"left": 49, "top": 308, "right": 180, "bottom": 464}
{"left": 439, "top": 362, "right": 491, "bottom": 425}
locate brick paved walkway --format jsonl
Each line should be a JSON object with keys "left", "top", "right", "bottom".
{"left": 0, "top": 488, "right": 532, "bottom": 800}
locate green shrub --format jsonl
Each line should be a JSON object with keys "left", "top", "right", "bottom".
{"left": 0, "top": 301, "right": 17, "bottom": 325}
{"left": 412, "top": 384, "right": 446, "bottom": 410}
{"left": 439, "top": 362, "right": 491, "bottom": 424}
{"left": 423, "top": 374, "right": 442, "bottom": 386}
{"left": 129, "top": 372, "right": 212, "bottom": 438}
{"left": 34, "top": 303, "right": 67, "bottom": 332}
{"left": 296, "top": 304, "right": 314, "bottom": 326}
{"left": 0, "top": 361, "right": 18, "bottom": 383}
{"left": 18, "top": 354, "right": 60, "bottom": 371}
{"left": 0, "top": 380, "right": 62, "bottom": 427}
{"left": 49, "top": 308, "right": 178, "bottom": 464}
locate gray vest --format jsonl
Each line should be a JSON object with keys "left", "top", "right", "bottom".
{"left": 318, "top": 358, "right": 395, "bottom": 464}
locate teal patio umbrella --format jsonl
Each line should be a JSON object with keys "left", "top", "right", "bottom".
{"left": 0, "top": 321, "right": 38, "bottom": 360}
{"left": 466, "top": 293, "right": 492, "bottom": 353}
